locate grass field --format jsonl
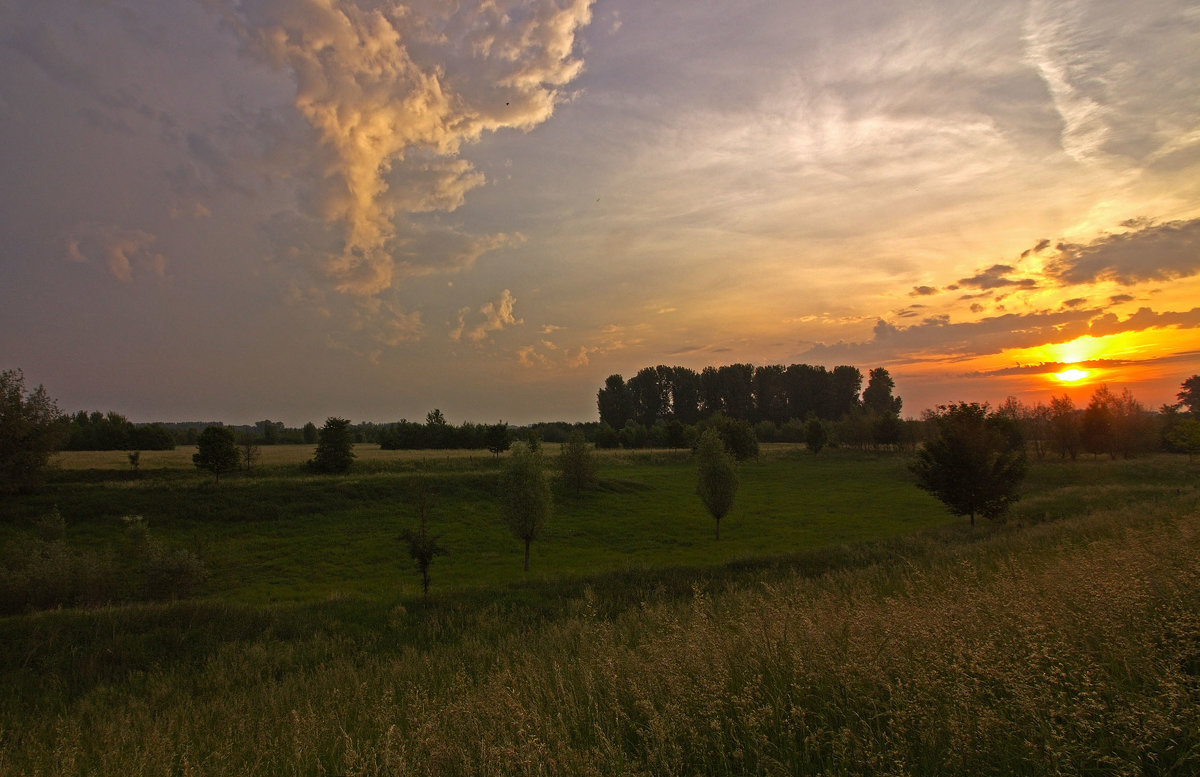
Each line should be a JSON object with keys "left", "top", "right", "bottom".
{"left": 15, "top": 444, "right": 950, "bottom": 602}
{"left": 2, "top": 448, "right": 1198, "bottom": 774}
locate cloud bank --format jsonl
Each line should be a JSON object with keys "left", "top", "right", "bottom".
{"left": 204, "top": 0, "right": 594, "bottom": 296}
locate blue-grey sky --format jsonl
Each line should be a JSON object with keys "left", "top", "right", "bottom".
{"left": 2, "top": 0, "right": 1199, "bottom": 424}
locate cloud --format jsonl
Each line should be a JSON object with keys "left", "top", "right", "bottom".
{"left": 1020, "top": 238, "right": 1051, "bottom": 258}
{"left": 974, "top": 349, "right": 1200, "bottom": 378}
{"left": 910, "top": 286, "right": 938, "bottom": 296}
{"left": 64, "top": 224, "right": 166, "bottom": 283}
{"left": 516, "top": 344, "right": 548, "bottom": 368}
{"left": 802, "top": 303, "right": 1200, "bottom": 368}
{"left": 1044, "top": 218, "right": 1200, "bottom": 286}
{"left": 451, "top": 288, "right": 522, "bottom": 343}
{"left": 956, "top": 264, "right": 1038, "bottom": 291}
{"left": 204, "top": 0, "right": 594, "bottom": 296}
{"left": 373, "top": 305, "right": 424, "bottom": 345}
{"left": 1086, "top": 306, "right": 1200, "bottom": 338}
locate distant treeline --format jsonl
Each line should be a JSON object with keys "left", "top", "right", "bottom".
{"left": 64, "top": 411, "right": 176, "bottom": 451}
{"left": 62, "top": 414, "right": 321, "bottom": 451}
{"left": 598, "top": 363, "right": 903, "bottom": 428}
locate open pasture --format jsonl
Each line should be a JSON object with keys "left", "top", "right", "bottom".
{"left": 20, "top": 445, "right": 947, "bottom": 602}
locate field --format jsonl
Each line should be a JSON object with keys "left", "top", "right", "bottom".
{"left": 1, "top": 446, "right": 1198, "bottom": 775}
{"left": 12, "top": 444, "right": 949, "bottom": 602}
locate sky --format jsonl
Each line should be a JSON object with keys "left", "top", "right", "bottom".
{"left": 2, "top": 0, "right": 1199, "bottom": 426}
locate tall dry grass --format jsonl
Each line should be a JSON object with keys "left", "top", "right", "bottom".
{"left": 3, "top": 490, "right": 1198, "bottom": 775}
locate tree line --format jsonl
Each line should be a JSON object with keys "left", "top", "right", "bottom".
{"left": 597, "top": 363, "right": 902, "bottom": 428}
{"left": 985, "top": 380, "right": 1200, "bottom": 461}
{"left": 596, "top": 363, "right": 905, "bottom": 450}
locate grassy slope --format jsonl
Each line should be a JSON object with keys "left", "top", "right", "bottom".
{"left": 2, "top": 452, "right": 1198, "bottom": 775}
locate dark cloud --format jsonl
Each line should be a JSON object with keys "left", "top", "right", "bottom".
{"left": 800, "top": 304, "right": 1200, "bottom": 367}
{"left": 975, "top": 350, "right": 1200, "bottom": 378}
{"left": 910, "top": 285, "right": 938, "bottom": 296}
{"left": 957, "top": 263, "right": 1038, "bottom": 290}
{"left": 1109, "top": 294, "right": 1134, "bottom": 305}
{"left": 1045, "top": 218, "right": 1200, "bottom": 285}
{"left": 1020, "top": 238, "right": 1051, "bottom": 258}
{"left": 1062, "top": 297, "right": 1087, "bottom": 308}
{"left": 1087, "top": 307, "right": 1200, "bottom": 337}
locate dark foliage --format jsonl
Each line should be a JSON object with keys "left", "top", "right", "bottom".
{"left": 0, "top": 369, "right": 64, "bottom": 494}
{"left": 311, "top": 417, "right": 355, "bottom": 473}
{"left": 911, "top": 403, "right": 1027, "bottom": 526}
{"left": 192, "top": 426, "right": 240, "bottom": 483}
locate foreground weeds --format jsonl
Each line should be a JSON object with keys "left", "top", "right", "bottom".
{"left": 2, "top": 471, "right": 1199, "bottom": 775}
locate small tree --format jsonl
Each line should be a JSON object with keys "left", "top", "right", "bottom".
{"left": 400, "top": 477, "right": 447, "bottom": 596}
{"left": 311, "top": 417, "right": 355, "bottom": 473}
{"left": 500, "top": 443, "right": 552, "bottom": 572}
{"left": 911, "top": 403, "right": 1026, "bottom": 526}
{"left": 485, "top": 421, "right": 511, "bottom": 457}
{"left": 558, "top": 429, "right": 598, "bottom": 494}
{"left": 302, "top": 421, "right": 318, "bottom": 444}
{"left": 804, "top": 417, "right": 828, "bottom": 454}
{"left": 127, "top": 450, "right": 141, "bottom": 472}
{"left": 192, "top": 426, "right": 239, "bottom": 484}
{"left": 239, "top": 435, "right": 261, "bottom": 472}
{"left": 696, "top": 428, "right": 738, "bottom": 539}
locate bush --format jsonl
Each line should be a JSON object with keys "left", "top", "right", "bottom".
{"left": 142, "top": 539, "right": 209, "bottom": 600}
{"left": 593, "top": 423, "right": 620, "bottom": 449}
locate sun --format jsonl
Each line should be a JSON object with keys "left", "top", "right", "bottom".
{"left": 1055, "top": 368, "right": 1089, "bottom": 382}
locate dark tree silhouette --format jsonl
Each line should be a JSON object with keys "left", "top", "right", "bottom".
{"left": 0, "top": 369, "right": 63, "bottom": 494}
{"left": 1178, "top": 375, "right": 1200, "bottom": 416}
{"left": 311, "top": 417, "right": 355, "bottom": 473}
{"left": 400, "top": 477, "right": 447, "bottom": 597}
{"left": 911, "top": 403, "right": 1026, "bottom": 526}
{"left": 804, "top": 417, "right": 829, "bottom": 454}
{"left": 558, "top": 429, "right": 597, "bottom": 494}
{"left": 485, "top": 421, "right": 511, "bottom": 457}
{"left": 501, "top": 443, "right": 552, "bottom": 571}
{"left": 862, "top": 367, "right": 902, "bottom": 416}
{"left": 696, "top": 428, "right": 738, "bottom": 539}
{"left": 193, "top": 426, "right": 239, "bottom": 484}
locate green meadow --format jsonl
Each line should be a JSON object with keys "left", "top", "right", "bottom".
{"left": 1, "top": 446, "right": 1198, "bottom": 775}
{"left": 6, "top": 444, "right": 949, "bottom": 602}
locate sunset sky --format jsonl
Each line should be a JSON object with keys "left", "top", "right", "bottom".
{"left": 2, "top": 0, "right": 1199, "bottom": 425}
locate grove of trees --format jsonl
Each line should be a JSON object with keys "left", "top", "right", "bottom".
{"left": 597, "top": 363, "right": 880, "bottom": 429}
